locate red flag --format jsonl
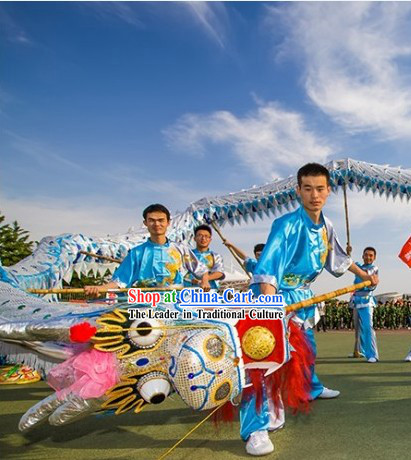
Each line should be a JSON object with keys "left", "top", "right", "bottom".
{"left": 399, "top": 236, "right": 411, "bottom": 268}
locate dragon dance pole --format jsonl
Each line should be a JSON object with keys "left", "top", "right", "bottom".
{"left": 27, "top": 286, "right": 183, "bottom": 295}
{"left": 342, "top": 183, "right": 352, "bottom": 256}
{"left": 285, "top": 280, "right": 371, "bottom": 314}
{"left": 210, "top": 221, "right": 251, "bottom": 278}
{"left": 79, "top": 250, "right": 122, "bottom": 264}
{"left": 28, "top": 281, "right": 371, "bottom": 300}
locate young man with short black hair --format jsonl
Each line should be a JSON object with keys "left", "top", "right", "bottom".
{"left": 184, "top": 224, "right": 225, "bottom": 289}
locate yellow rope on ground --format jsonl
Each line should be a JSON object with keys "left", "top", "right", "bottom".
{"left": 157, "top": 404, "right": 223, "bottom": 460}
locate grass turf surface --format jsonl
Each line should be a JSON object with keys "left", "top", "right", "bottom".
{"left": 1, "top": 330, "right": 410, "bottom": 460}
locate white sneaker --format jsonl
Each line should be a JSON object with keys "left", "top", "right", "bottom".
{"left": 246, "top": 430, "right": 274, "bottom": 456}
{"left": 367, "top": 357, "right": 377, "bottom": 363}
{"left": 317, "top": 387, "right": 340, "bottom": 399}
{"left": 404, "top": 353, "right": 411, "bottom": 362}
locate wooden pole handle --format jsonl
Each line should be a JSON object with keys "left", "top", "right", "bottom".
{"left": 79, "top": 250, "right": 122, "bottom": 264}
{"left": 27, "top": 286, "right": 183, "bottom": 295}
{"left": 285, "top": 281, "right": 371, "bottom": 313}
{"left": 210, "top": 221, "right": 251, "bottom": 279}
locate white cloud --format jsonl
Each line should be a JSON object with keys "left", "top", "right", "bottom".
{"left": 164, "top": 102, "right": 333, "bottom": 180}
{"left": 271, "top": 2, "right": 411, "bottom": 139}
{"left": 185, "top": 2, "right": 229, "bottom": 49}
{"left": 82, "top": 2, "right": 230, "bottom": 48}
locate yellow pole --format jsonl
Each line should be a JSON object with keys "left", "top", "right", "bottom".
{"left": 27, "top": 286, "right": 183, "bottom": 295}
{"left": 343, "top": 183, "right": 352, "bottom": 256}
{"left": 285, "top": 281, "right": 370, "bottom": 314}
{"left": 79, "top": 250, "right": 122, "bottom": 264}
{"left": 210, "top": 221, "right": 251, "bottom": 278}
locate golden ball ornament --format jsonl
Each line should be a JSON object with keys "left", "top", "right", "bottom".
{"left": 241, "top": 326, "right": 275, "bottom": 360}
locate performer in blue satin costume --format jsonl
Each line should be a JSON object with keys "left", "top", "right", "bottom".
{"left": 112, "top": 238, "right": 208, "bottom": 288}
{"left": 184, "top": 225, "right": 225, "bottom": 290}
{"left": 85, "top": 204, "right": 210, "bottom": 296}
{"left": 184, "top": 248, "right": 224, "bottom": 289}
{"left": 349, "top": 247, "right": 379, "bottom": 362}
{"left": 241, "top": 205, "right": 352, "bottom": 442}
{"left": 240, "top": 164, "right": 378, "bottom": 457}
{"left": 252, "top": 205, "right": 352, "bottom": 391}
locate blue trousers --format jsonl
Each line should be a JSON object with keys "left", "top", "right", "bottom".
{"left": 294, "top": 305, "right": 324, "bottom": 399}
{"left": 239, "top": 376, "right": 285, "bottom": 441}
{"left": 304, "top": 326, "right": 325, "bottom": 399}
{"left": 240, "top": 384, "right": 270, "bottom": 441}
{"left": 353, "top": 307, "right": 379, "bottom": 360}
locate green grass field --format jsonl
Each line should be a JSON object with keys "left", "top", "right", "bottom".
{"left": 1, "top": 330, "right": 410, "bottom": 460}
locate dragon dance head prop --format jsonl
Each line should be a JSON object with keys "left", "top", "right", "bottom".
{"left": 0, "top": 281, "right": 312, "bottom": 431}
{"left": 89, "top": 306, "right": 246, "bottom": 414}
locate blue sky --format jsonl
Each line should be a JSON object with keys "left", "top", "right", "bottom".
{"left": 1, "top": 2, "right": 411, "bottom": 295}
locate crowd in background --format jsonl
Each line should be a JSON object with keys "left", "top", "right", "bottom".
{"left": 319, "top": 299, "right": 411, "bottom": 331}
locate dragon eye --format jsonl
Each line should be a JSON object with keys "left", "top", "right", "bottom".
{"left": 137, "top": 372, "right": 171, "bottom": 404}
{"left": 128, "top": 318, "right": 163, "bottom": 348}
